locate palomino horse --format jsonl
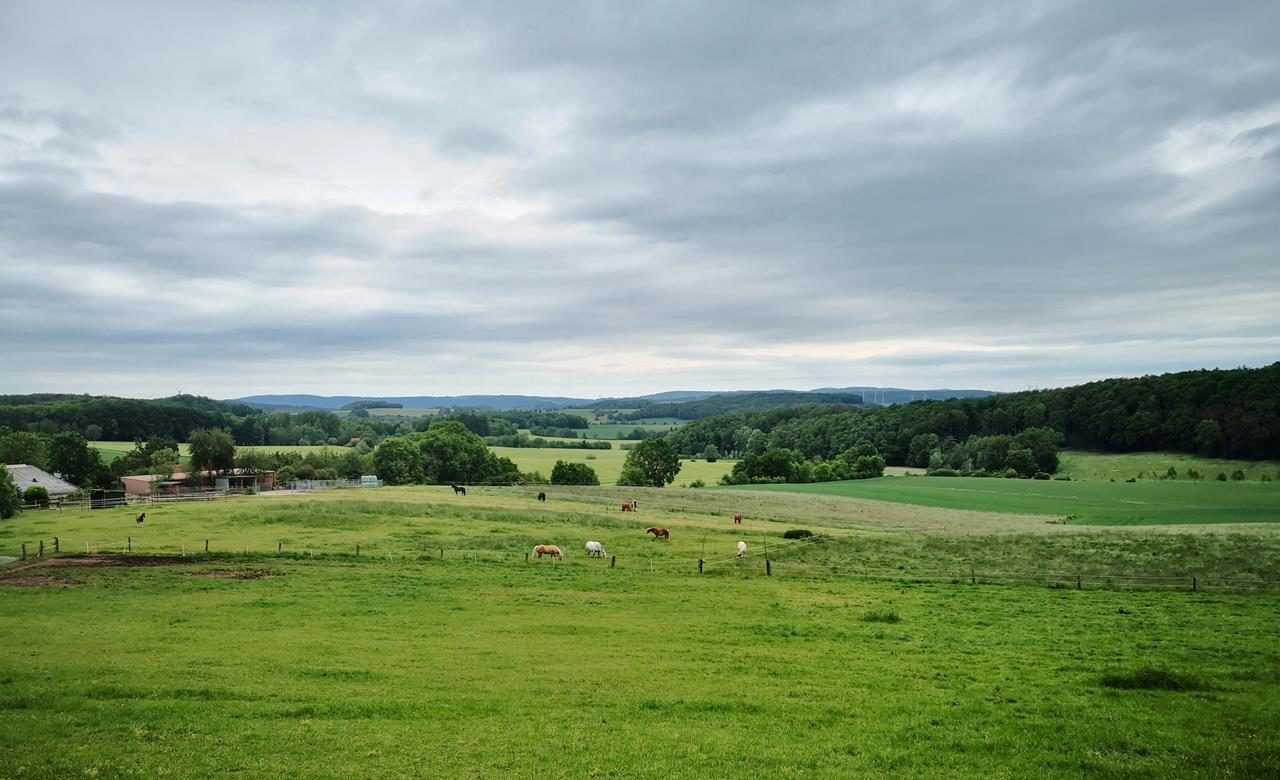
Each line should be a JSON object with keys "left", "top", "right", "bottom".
{"left": 645, "top": 527, "right": 670, "bottom": 539}
{"left": 736, "top": 541, "right": 748, "bottom": 559}
{"left": 733, "top": 513, "right": 743, "bottom": 524}
{"left": 451, "top": 484, "right": 466, "bottom": 495}
{"left": 532, "top": 544, "right": 563, "bottom": 560}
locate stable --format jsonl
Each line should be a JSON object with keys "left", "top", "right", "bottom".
{"left": 119, "top": 469, "right": 276, "bottom": 496}
{"left": 4, "top": 464, "right": 80, "bottom": 497}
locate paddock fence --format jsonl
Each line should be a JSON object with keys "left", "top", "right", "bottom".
{"left": 2, "top": 530, "right": 1275, "bottom": 594}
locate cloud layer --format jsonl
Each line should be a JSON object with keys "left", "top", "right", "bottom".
{"left": 2, "top": 1, "right": 1278, "bottom": 397}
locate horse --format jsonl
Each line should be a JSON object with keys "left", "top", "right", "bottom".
{"left": 733, "top": 513, "right": 743, "bottom": 524}
{"left": 630, "top": 499, "right": 638, "bottom": 511}
{"left": 537, "top": 492, "right": 546, "bottom": 502}
{"left": 585, "top": 541, "right": 606, "bottom": 558}
{"left": 645, "top": 527, "right": 670, "bottom": 539}
{"left": 736, "top": 541, "right": 748, "bottom": 559}
{"left": 621, "top": 502, "right": 633, "bottom": 512}
{"left": 135, "top": 512, "right": 146, "bottom": 527}
{"left": 451, "top": 484, "right": 467, "bottom": 496}
{"left": 532, "top": 544, "right": 563, "bottom": 560}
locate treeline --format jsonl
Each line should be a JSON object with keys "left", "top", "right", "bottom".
{"left": 668, "top": 363, "right": 1280, "bottom": 464}
{"left": 485, "top": 434, "right": 611, "bottom": 450}
{"left": 0, "top": 428, "right": 114, "bottom": 489}
{"left": 0, "top": 394, "right": 406, "bottom": 447}
{"left": 607, "top": 391, "right": 864, "bottom": 422}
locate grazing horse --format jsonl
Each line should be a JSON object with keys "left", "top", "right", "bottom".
{"left": 733, "top": 513, "right": 743, "bottom": 524}
{"left": 585, "top": 540, "right": 606, "bottom": 558}
{"left": 630, "top": 499, "right": 638, "bottom": 511}
{"left": 532, "top": 544, "right": 563, "bottom": 560}
{"left": 135, "top": 512, "right": 146, "bottom": 527}
{"left": 537, "top": 492, "right": 546, "bottom": 502}
{"left": 451, "top": 484, "right": 467, "bottom": 496}
{"left": 736, "top": 541, "right": 748, "bottom": 559}
{"left": 645, "top": 527, "right": 670, "bottom": 540}
{"left": 621, "top": 502, "right": 633, "bottom": 512}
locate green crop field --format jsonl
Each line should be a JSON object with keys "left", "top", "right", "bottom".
{"left": 1058, "top": 450, "right": 1280, "bottom": 482}
{"left": 737, "top": 476, "right": 1280, "bottom": 526}
{"left": 489, "top": 446, "right": 732, "bottom": 486}
{"left": 2, "top": 487, "right": 1278, "bottom": 778}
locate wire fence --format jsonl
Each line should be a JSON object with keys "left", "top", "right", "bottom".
{"left": 3, "top": 530, "right": 1275, "bottom": 593}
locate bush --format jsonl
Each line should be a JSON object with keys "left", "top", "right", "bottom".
{"left": 1187, "top": 468, "right": 1202, "bottom": 480}
{"left": 928, "top": 468, "right": 960, "bottom": 477}
{"left": 1004, "top": 468, "right": 1020, "bottom": 478}
{"left": 783, "top": 529, "right": 813, "bottom": 539}
{"left": 1033, "top": 471, "right": 1051, "bottom": 480}
{"left": 688, "top": 479, "right": 705, "bottom": 488}
{"left": 862, "top": 610, "right": 901, "bottom": 623}
{"left": 1054, "top": 475, "right": 1072, "bottom": 481}
{"left": 1231, "top": 469, "right": 1246, "bottom": 481}
{"left": 551, "top": 461, "right": 600, "bottom": 486}
{"left": 22, "top": 485, "right": 50, "bottom": 508}
{"left": 1216, "top": 472, "right": 1228, "bottom": 481}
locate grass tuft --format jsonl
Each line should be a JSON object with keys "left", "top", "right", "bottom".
{"left": 1100, "top": 666, "right": 1208, "bottom": 691}
{"left": 862, "top": 609, "right": 901, "bottom": 623}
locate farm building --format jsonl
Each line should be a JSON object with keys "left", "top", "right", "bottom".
{"left": 4, "top": 464, "right": 80, "bottom": 497}
{"left": 119, "top": 469, "right": 276, "bottom": 496}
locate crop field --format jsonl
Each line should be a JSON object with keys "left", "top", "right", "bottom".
{"left": 737, "top": 476, "right": 1280, "bottom": 526}
{"left": 488, "top": 446, "right": 732, "bottom": 486}
{"left": 1058, "top": 450, "right": 1280, "bottom": 482}
{"left": 1, "top": 487, "right": 1278, "bottom": 778}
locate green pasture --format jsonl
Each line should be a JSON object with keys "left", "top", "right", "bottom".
{"left": 738, "top": 476, "right": 1280, "bottom": 526}
{"left": 1, "top": 487, "right": 1278, "bottom": 778}
{"left": 1058, "top": 450, "right": 1280, "bottom": 482}
{"left": 489, "top": 446, "right": 732, "bottom": 486}
{"left": 366, "top": 407, "right": 440, "bottom": 418}
{"left": 586, "top": 422, "right": 681, "bottom": 439}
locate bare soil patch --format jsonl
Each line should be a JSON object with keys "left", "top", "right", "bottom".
{"left": 38, "top": 555, "right": 206, "bottom": 568}
{"left": 186, "top": 569, "right": 283, "bottom": 580}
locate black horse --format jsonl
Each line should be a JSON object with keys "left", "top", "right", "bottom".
{"left": 537, "top": 492, "right": 546, "bottom": 502}
{"left": 451, "top": 484, "right": 466, "bottom": 495}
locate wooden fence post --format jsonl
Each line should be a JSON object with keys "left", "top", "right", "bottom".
{"left": 1076, "top": 575, "right": 1082, "bottom": 590}
{"left": 698, "top": 558, "right": 703, "bottom": 574}
{"left": 53, "top": 537, "right": 59, "bottom": 553}
{"left": 38, "top": 540, "right": 44, "bottom": 557}
{"left": 766, "top": 559, "right": 772, "bottom": 576}
{"left": 1192, "top": 576, "right": 1197, "bottom": 592}
{"left": 355, "top": 544, "right": 360, "bottom": 557}
{"left": 127, "top": 536, "right": 132, "bottom": 552}
{"left": 20, "top": 543, "right": 26, "bottom": 560}
{"left": 439, "top": 548, "right": 444, "bottom": 560}
{"left": 277, "top": 542, "right": 282, "bottom": 554}
{"left": 525, "top": 552, "right": 529, "bottom": 563}
{"left": 204, "top": 539, "right": 209, "bottom": 553}
{"left": 611, "top": 555, "right": 616, "bottom": 569}
{"left": 971, "top": 567, "right": 976, "bottom": 585}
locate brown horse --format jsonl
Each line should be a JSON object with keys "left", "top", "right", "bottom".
{"left": 621, "top": 502, "right": 633, "bottom": 512}
{"left": 733, "top": 513, "right": 743, "bottom": 524}
{"left": 532, "top": 544, "right": 563, "bottom": 560}
{"left": 135, "top": 512, "right": 146, "bottom": 527}
{"left": 645, "top": 527, "right": 670, "bottom": 539}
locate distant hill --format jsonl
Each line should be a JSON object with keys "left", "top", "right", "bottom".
{"left": 237, "top": 387, "right": 995, "bottom": 413}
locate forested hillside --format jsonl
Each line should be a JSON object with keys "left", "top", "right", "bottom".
{"left": 668, "top": 363, "right": 1280, "bottom": 465}
{"left": 606, "top": 391, "right": 865, "bottom": 421}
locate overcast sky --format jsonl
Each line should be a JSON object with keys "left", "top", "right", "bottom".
{"left": 2, "top": 1, "right": 1277, "bottom": 399}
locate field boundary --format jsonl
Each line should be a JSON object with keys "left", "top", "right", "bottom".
{"left": 4, "top": 533, "right": 1275, "bottom": 593}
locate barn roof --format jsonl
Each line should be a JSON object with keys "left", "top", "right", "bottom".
{"left": 4, "top": 464, "right": 80, "bottom": 496}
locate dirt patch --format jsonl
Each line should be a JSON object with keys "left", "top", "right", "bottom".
{"left": 38, "top": 555, "right": 206, "bottom": 568}
{"left": 0, "top": 575, "right": 81, "bottom": 587}
{"left": 186, "top": 569, "right": 283, "bottom": 580}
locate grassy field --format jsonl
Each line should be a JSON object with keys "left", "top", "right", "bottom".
{"left": 489, "top": 446, "right": 732, "bottom": 486}
{"left": 90, "top": 442, "right": 348, "bottom": 464}
{"left": 585, "top": 423, "right": 682, "bottom": 439}
{"left": 366, "top": 407, "right": 440, "bottom": 418}
{"left": 736, "top": 477, "right": 1280, "bottom": 526}
{"left": 1058, "top": 450, "right": 1280, "bottom": 482}
{"left": 1, "top": 488, "right": 1278, "bottom": 778}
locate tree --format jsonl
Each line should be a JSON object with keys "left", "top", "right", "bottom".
{"left": 1004, "top": 447, "right": 1038, "bottom": 478}
{"left": 701, "top": 444, "right": 720, "bottom": 462}
{"left": 188, "top": 428, "right": 237, "bottom": 477}
{"left": 551, "top": 461, "right": 599, "bottom": 485}
{"left": 0, "top": 468, "right": 19, "bottom": 518}
{"left": 0, "top": 428, "right": 48, "bottom": 469}
{"left": 1195, "top": 419, "right": 1224, "bottom": 456}
{"left": 373, "top": 437, "right": 425, "bottom": 485}
{"left": 617, "top": 439, "right": 681, "bottom": 487}
{"left": 850, "top": 453, "right": 886, "bottom": 479}
{"left": 48, "top": 432, "right": 101, "bottom": 487}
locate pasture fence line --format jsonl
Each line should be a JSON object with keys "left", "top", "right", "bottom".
{"left": 3, "top": 532, "right": 1276, "bottom": 594}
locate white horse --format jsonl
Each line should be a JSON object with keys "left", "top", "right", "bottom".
{"left": 585, "top": 540, "right": 607, "bottom": 558}
{"left": 736, "top": 541, "right": 748, "bottom": 559}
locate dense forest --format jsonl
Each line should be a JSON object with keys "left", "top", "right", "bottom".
{"left": 600, "top": 391, "right": 865, "bottom": 421}
{"left": 667, "top": 363, "right": 1280, "bottom": 465}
